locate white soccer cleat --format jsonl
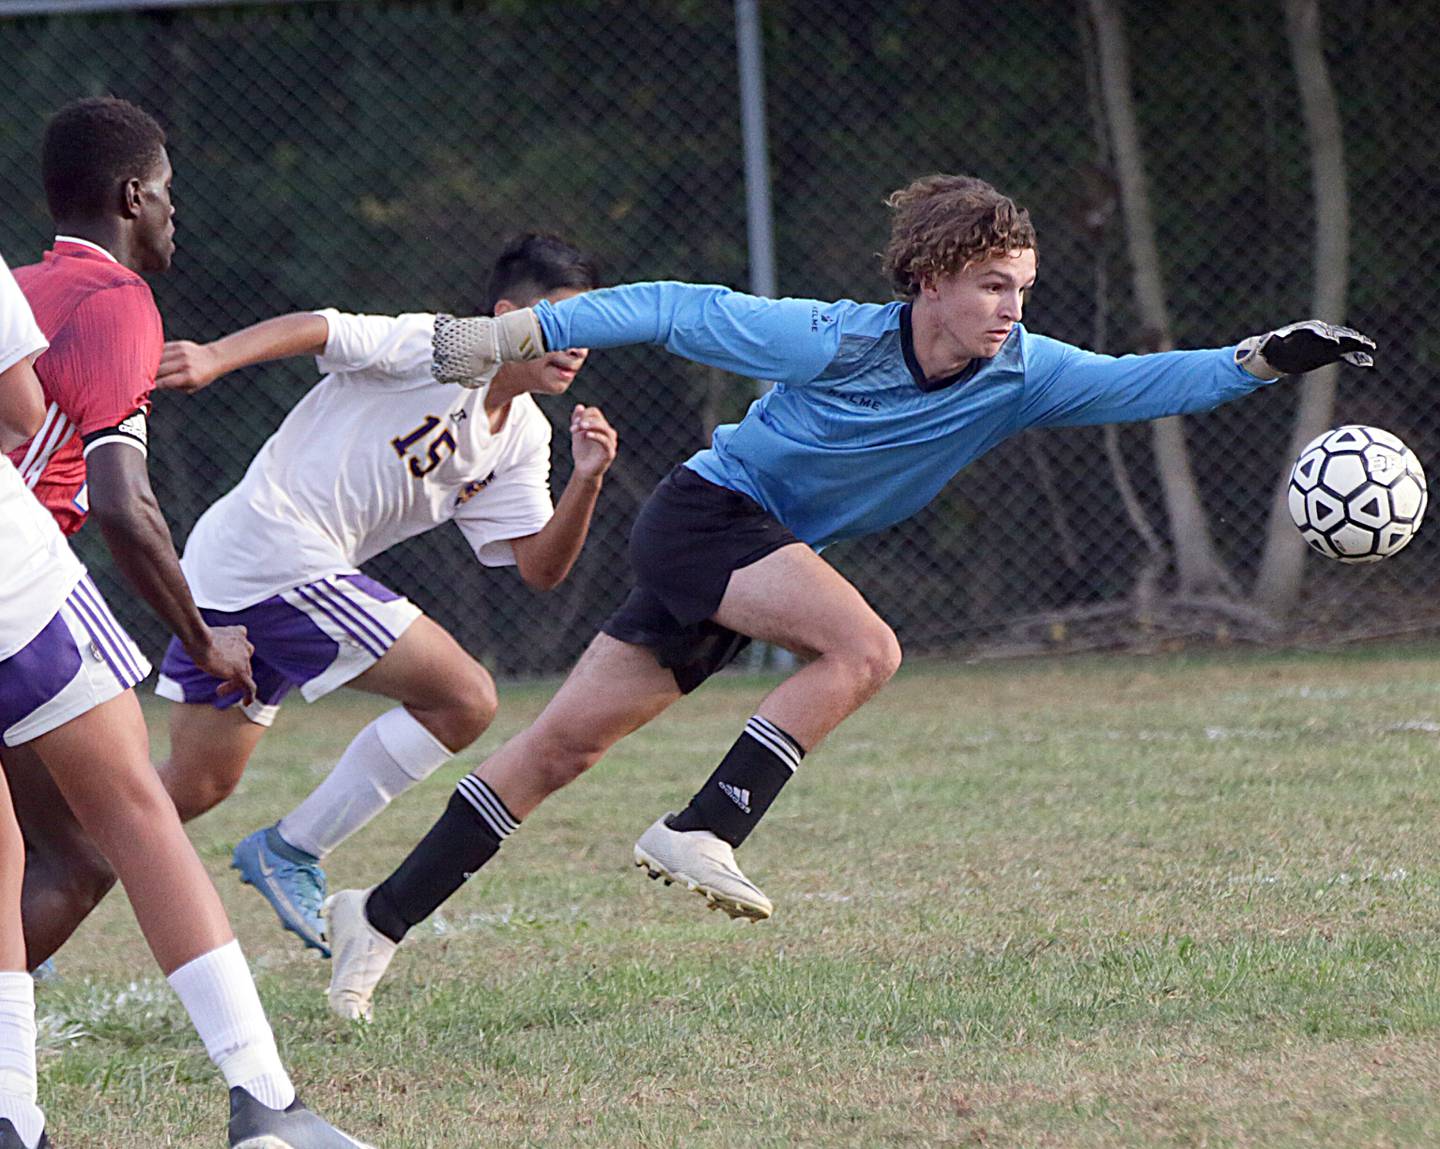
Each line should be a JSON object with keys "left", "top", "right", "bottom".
{"left": 322, "top": 889, "right": 398, "bottom": 1023}
{"left": 633, "top": 815, "right": 773, "bottom": 921}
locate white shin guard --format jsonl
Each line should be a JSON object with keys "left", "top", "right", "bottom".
{"left": 278, "top": 707, "right": 453, "bottom": 859}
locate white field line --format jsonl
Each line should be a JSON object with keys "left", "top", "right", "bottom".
{"left": 34, "top": 979, "right": 179, "bottom": 1056}
{"left": 1224, "top": 682, "right": 1440, "bottom": 703}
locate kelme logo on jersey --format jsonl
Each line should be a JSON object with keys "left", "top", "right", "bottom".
{"left": 825, "top": 388, "right": 883, "bottom": 411}
{"left": 454, "top": 471, "right": 497, "bottom": 506}
{"left": 809, "top": 306, "right": 836, "bottom": 333}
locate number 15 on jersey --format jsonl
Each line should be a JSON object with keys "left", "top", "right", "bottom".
{"left": 391, "top": 415, "right": 456, "bottom": 478}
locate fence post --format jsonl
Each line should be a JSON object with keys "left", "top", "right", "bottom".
{"left": 736, "top": 0, "right": 777, "bottom": 304}
{"left": 735, "top": 0, "right": 794, "bottom": 673}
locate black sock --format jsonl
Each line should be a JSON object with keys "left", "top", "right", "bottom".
{"left": 365, "top": 776, "right": 518, "bottom": 943}
{"left": 667, "top": 715, "right": 804, "bottom": 847}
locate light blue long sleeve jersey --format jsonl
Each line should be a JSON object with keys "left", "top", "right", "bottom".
{"left": 534, "top": 283, "right": 1274, "bottom": 549}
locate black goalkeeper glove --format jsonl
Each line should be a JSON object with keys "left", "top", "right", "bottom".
{"left": 1236, "top": 320, "right": 1375, "bottom": 380}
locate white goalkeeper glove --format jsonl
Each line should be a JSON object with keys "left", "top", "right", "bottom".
{"left": 1235, "top": 319, "right": 1375, "bottom": 380}
{"left": 431, "top": 309, "right": 546, "bottom": 389}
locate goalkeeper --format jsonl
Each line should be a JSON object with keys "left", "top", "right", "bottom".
{"left": 324, "top": 172, "right": 1374, "bottom": 1020}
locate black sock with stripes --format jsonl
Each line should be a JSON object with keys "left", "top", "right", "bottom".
{"left": 365, "top": 776, "right": 518, "bottom": 944}
{"left": 666, "top": 715, "right": 805, "bottom": 847}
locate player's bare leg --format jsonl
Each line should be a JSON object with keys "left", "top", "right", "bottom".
{"left": 635, "top": 541, "right": 901, "bottom": 919}
{"left": 1, "top": 695, "right": 261, "bottom": 971}
{"left": 165, "top": 701, "right": 345, "bottom": 954}
{"left": 427, "top": 536, "right": 896, "bottom": 824}
{"left": 326, "top": 635, "right": 680, "bottom": 1020}
{"left": 327, "top": 550, "right": 897, "bottom": 1013}
{"left": 477, "top": 633, "right": 682, "bottom": 817}
{"left": 7, "top": 705, "right": 262, "bottom": 974}
{"left": 233, "top": 616, "right": 497, "bottom": 956}
{"left": 347, "top": 615, "right": 498, "bottom": 753}
{"left": 0, "top": 780, "right": 24, "bottom": 972}
{"left": 3, "top": 742, "right": 116, "bottom": 970}
{"left": 160, "top": 705, "right": 268, "bottom": 823}
{"left": 712, "top": 543, "right": 901, "bottom": 746}
{"left": 30, "top": 691, "right": 374, "bottom": 1146}
{"left": 31, "top": 692, "right": 232, "bottom": 971}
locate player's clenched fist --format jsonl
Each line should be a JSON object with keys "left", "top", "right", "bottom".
{"left": 569, "top": 404, "right": 617, "bottom": 480}
{"left": 158, "top": 339, "right": 224, "bottom": 394}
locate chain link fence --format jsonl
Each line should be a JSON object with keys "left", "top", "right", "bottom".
{"left": 1, "top": 0, "right": 1436, "bottom": 678}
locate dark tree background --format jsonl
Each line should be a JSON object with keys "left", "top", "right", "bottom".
{"left": 1, "top": 0, "right": 1434, "bottom": 673}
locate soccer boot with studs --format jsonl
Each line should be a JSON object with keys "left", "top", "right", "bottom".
{"left": 232, "top": 825, "right": 330, "bottom": 957}
{"left": 633, "top": 814, "right": 773, "bottom": 921}
{"left": 322, "top": 889, "right": 398, "bottom": 1023}
{"left": 228, "top": 1087, "right": 375, "bottom": 1149}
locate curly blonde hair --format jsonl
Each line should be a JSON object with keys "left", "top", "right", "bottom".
{"left": 882, "top": 174, "right": 1036, "bottom": 300}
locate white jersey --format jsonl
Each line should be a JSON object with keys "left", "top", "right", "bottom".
{"left": 1, "top": 254, "right": 83, "bottom": 659}
{"left": 181, "top": 310, "right": 556, "bottom": 611}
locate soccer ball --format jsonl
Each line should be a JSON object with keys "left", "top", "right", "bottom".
{"left": 1287, "top": 425, "right": 1427, "bottom": 563}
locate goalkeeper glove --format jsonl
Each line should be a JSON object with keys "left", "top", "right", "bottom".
{"left": 1235, "top": 319, "right": 1375, "bottom": 380}
{"left": 432, "top": 309, "right": 546, "bottom": 389}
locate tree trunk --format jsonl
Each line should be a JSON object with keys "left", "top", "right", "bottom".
{"left": 1087, "top": 0, "right": 1234, "bottom": 597}
{"left": 1252, "top": 0, "right": 1349, "bottom": 611}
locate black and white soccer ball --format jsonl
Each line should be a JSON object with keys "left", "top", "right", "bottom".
{"left": 1287, "top": 425, "right": 1427, "bottom": 563}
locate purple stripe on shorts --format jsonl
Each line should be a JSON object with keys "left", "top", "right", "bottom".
{"left": 294, "top": 584, "right": 386, "bottom": 659}
{"left": 0, "top": 609, "right": 84, "bottom": 739}
{"left": 73, "top": 576, "right": 144, "bottom": 682}
{"left": 315, "top": 580, "right": 396, "bottom": 651}
{"left": 76, "top": 576, "right": 145, "bottom": 684}
{"left": 69, "top": 578, "right": 143, "bottom": 686}
{"left": 340, "top": 573, "right": 402, "bottom": 604}
{"left": 63, "top": 602, "right": 123, "bottom": 686}
{"left": 318, "top": 577, "right": 396, "bottom": 646}
{"left": 300, "top": 581, "right": 390, "bottom": 657}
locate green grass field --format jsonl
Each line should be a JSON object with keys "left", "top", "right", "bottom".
{"left": 32, "top": 644, "right": 1440, "bottom": 1147}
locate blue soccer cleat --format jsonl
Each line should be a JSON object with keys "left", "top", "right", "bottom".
{"left": 229, "top": 1087, "right": 374, "bottom": 1148}
{"left": 232, "top": 825, "right": 330, "bottom": 957}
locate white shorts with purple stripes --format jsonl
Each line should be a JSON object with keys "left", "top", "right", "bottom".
{"left": 0, "top": 574, "right": 152, "bottom": 747}
{"left": 155, "top": 573, "right": 421, "bottom": 727}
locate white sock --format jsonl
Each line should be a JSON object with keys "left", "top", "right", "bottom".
{"left": 0, "top": 973, "right": 44, "bottom": 1148}
{"left": 278, "top": 707, "right": 452, "bottom": 859}
{"left": 166, "top": 941, "right": 295, "bottom": 1111}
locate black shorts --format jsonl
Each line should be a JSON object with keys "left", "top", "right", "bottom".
{"left": 601, "top": 465, "right": 800, "bottom": 693}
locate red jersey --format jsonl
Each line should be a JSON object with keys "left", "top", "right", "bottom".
{"left": 6, "top": 238, "right": 162, "bottom": 535}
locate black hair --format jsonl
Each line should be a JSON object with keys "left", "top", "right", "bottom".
{"left": 484, "top": 233, "right": 601, "bottom": 315}
{"left": 42, "top": 97, "right": 167, "bottom": 223}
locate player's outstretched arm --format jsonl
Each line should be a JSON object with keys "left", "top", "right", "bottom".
{"left": 1235, "top": 319, "right": 1375, "bottom": 380}
{"left": 1021, "top": 320, "right": 1377, "bottom": 430}
{"left": 158, "top": 312, "right": 330, "bottom": 395}
{"left": 434, "top": 283, "right": 845, "bottom": 389}
{"left": 86, "top": 442, "right": 257, "bottom": 702}
{"left": 509, "top": 404, "right": 618, "bottom": 591}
